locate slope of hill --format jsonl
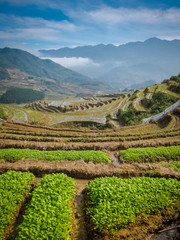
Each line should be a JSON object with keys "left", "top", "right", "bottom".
{"left": 116, "top": 74, "right": 180, "bottom": 125}
{"left": 0, "top": 47, "right": 109, "bottom": 98}
{"left": 0, "top": 74, "right": 179, "bottom": 128}
{"left": 40, "top": 38, "right": 180, "bottom": 88}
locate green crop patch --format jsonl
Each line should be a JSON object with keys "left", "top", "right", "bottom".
{"left": 0, "top": 148, "right": 109, "bottom": 163}
{"left": 86, "top": 177, "right": 180, "bottom": 234}
{"left": 120, "top": 145, "right": 180, "bottom": 163}
{"left": 16, "top": 174, "right": 75, "bottom": 240}
{"left": 0, "top": 171, "right": 34, "bottom": 239}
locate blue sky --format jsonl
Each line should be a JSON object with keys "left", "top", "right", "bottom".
{"left": 0, "top": 0, "right": 180, "bottom": 50}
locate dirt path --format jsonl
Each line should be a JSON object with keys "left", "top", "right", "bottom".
{"left": 72, "top": 179, "right": 91, "bottom": 240}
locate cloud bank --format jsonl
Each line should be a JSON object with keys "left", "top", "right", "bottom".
{"left": 43, "top": 57, "right": 100, "bottom": 68}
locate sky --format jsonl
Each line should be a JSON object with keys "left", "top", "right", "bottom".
{"left": 0, "top": 0, "right": 180, "bottom": 51}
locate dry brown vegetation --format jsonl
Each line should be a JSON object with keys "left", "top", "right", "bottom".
{"left": 0, "top": 114, "right": 180, "bottom": 175}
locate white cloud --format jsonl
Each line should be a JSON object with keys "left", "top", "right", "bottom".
{"left": 0, "top": 14, "right": 77, "bottom": 31}
{"left": 158, "top": 36, "right": 180, "bottom": 41}
{"left": 0, "top": 28, "right": 61, "bottom": 41}
{"left": 42, "top": 57, "right": 100, "bottom": 68}
{"left": 0, "top": 14, "right": 77, "bottom": 45}
{"left": 44, "top": 20, "right": 76, "bottom": 31}
{"left": 84, "top": 7, "right": 180, "bottom": 25}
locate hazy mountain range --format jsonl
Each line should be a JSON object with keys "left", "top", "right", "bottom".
{"left": 0, "top": 38, "right": 179, "bottom": 99}
{"left": 0, "top": 47, "right": 108, "bottom": 98}
{"left": 40, "top": 38, "right": 180, "bottom": 88}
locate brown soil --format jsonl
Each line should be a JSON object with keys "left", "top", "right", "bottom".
{"left": 0, "top": 159, "right": 179, "bottom": 180}
{"left": 86, "top": 203, "right": 180, "bottom": 240}
{"left": 71, "top": 179, "right": 91, "bottom": 240}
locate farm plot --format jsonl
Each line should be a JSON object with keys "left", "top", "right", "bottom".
{"left": 0, "top": 121, "right": 180, "bottom": 152}
{"left": 86, "top": 177, "right": 180, "bottom": 238}
{"left": 0, "top": 171, "right": 34, "bottom": 240}
{"left": 0, "top": 171, "right": 180, "bottom": 240}
{"left": 16, "top": 174, "right": 75, "bottom": 240}
{"left": 0, "top": 121, "right": 180, "bottom": 179}
{"left": 0, "top": 148, "right": 109, "bottom": 163}
{"left": 120, "top": 145, "right": 180, "bottom": 163}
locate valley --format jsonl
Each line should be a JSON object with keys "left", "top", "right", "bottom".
{"left": 0, "top": 50, "right": 180, "bottom": 240}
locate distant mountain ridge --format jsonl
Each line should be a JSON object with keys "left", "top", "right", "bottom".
{"left": 40, "top": 38, "right": 180, "bottom": 88}
{"left": 0, "top": 47, "right": 109, "bottom": 97}
{"left": 40, "top": 38, "right": 180, "bottom": 62}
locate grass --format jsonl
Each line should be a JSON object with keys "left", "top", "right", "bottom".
{"left": 120, "top": 146, "right": 180, "bottom": 163}
{"left": 0, "top": 148, "right": 110, "bottom": 163}
{"left": 86, "top": 177, "right": 180, "bottom": 234}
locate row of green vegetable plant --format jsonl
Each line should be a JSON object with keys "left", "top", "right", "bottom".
{"left": 86, "top": 176, "right": 180, "bottom": 234}
{"left": 16, "top": 173, "right": 75, "bottom": 240}
{"left": 0, "top": 148, "right": 109, "bottom": 163}
{"left": 0, "top": 171, "right": 34, "bottom": 239}
{"left": 120, "top": 145, "right": 180, "bottom": 163}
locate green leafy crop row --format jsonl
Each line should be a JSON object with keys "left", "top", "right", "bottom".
{"left": 86, "top": 177, "right": 180, "bottom": 233}
{"left": 0, "top": 171, "right": 34, "bottom": 239}
{"left": 16, "top": 174, "right": 75, "bottom": 240}
{"left": 0, "top": 148, "right": 109, "bottom": 163}
{"left": 120, "top": 145, "right": 180, "bottom": 163}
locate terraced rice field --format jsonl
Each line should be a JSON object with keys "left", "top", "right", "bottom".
{"left": 1, "top": 96, "right": 125, "bottom": 125}
{"left": 0, "top": 112, "right": 180, "bottom": 239}
{"left": 1, "top": 77, "right": 179, "bottom": 127}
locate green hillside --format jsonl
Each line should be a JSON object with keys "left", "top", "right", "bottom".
{"left": 0, "top": 48, "right": 108, "bottom": 97}
{"left": 116, "top": 74, "right": 180, "bottom": 125}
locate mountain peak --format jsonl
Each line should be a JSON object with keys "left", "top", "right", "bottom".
{"left": 145, "top": 37, "right": 161, "bottom": 43}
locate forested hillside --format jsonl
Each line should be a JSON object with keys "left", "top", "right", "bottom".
{"left": 0, "top": 87, "right": 45, "bottom": 104}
